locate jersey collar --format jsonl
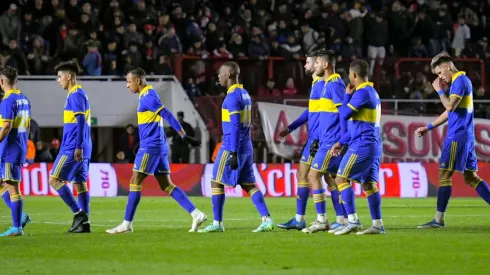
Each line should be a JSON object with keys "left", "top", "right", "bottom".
{"left": 312, "top": 76, "right": 322, "bottom": 85}
{"left": 139, "top": 85, "right": 153, "bottom": 98}
{"left": 227, "top": 84, "right": 243, "bottom": 94}
{"left": 451, "top": 71, "right": 466, "bottom": 83}
{"left": 325, "top": 73, "right": 341, "bottom": 83}
{"left": 3, "top": 89, "right": 20, "bottom": 99}
{"left": 355, "top": 81, "right": 374, "bottom": 90}
{"left": 68, "top": 84, "right": 82, "bottom": 94}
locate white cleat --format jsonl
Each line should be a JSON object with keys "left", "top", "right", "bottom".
{"left": 335, "top": 222, "right": 362, "bottom": 236}
{"left": 328, "top": 224, "right": 346, "bottom": 234}
{"left": 356, "top": 226, "right": 386, "bottom": 235}
{"left": 302, "top": 221, "right": 330, "bottom": 234}
{"left": 189, "top": 212, "right": 208, "bottom": 232}
{"left": 106, "top": 223, "right": 133, "bottom": 234}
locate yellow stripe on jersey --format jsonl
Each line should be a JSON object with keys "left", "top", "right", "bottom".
{"left": 138, "top": 85, "right": 153, "bottom": 98}
{"left": 325, "top": 73, "right": 341, "bottom": 83}
{"left": 227, "top": 84, "right": 244, "bottom": 94}
{"left": 309, "top": 98, "right": 339, "bottom": 113}
{"left": 12, "top": 114, "right": 30, "bottom": 130}
{"left": 64, "top": 110, "right": 91, "bottom": 124}
{"left": 221, "top": 108, "right": 250, "bottom": 123}
{"left": 137, "top": 111, "right": 162, "bottom": 124}
{"left": 312, "top": 76, "right": 322, "bottom": 85}
{"left": 454, "top": 94, "right": 473, "bottom": 109}
{"left": 355, "top": 81, "right": 374, "bottom": 90}
{"left": 3, "top": 89, "right": 21, "bottom": 99}
{"left": 350, "top": 107, "right": 377, "bottom": 123}
{"left": 451, "top": 71, "right": 466, "bottom": 83}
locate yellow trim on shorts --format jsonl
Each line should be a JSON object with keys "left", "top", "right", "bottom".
{"left": 339, "top": 154, "right": 357, "bottom": 179}
{"left": 52, "top": 155, "right": 68, "bottom": 178}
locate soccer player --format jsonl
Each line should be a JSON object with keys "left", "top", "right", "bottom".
{"left": 49, "top": 61, "right": 92, "bottom": 233}
{"left": 416, "top": 53, "right": 490, "bottom": 229}
{"left": 330, "top": 59, "right": 385, "bottom": 235}
{"left": 0, "top": 66, "right": 31, "bottom": 236}
{"left": 106, "top": 67, "right": 207, "bottom": 234}
{"left": 278, "top": 51, "right": 347, "bottom": 230}
{"left": 198, "top": 61, "right": 274, "bottom": 233}
{"left": 302, "top": 50, "right": 347, "bottom": 233}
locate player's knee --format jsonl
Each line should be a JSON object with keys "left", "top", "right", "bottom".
{"left": 307, "top": 170, "right": 320, "bottom": 185}
{"left": 74, "top": 182, "right": 88, "bottom": 194}
{"left": 4, "top": 181, "right": 20, "bottom": 195}
{"left": 49, "top": 177, "right": 65, "bottom": 190}
{"left": 130, "top": 173, "right": 145, "bottom": 185}
{"left": 438, "top": 170, "right": 452, "bottom": 181}
{"left": 463, "top": 171, "right": 481, "bottom": 187}
{"left": 211, "top": 181, "right": 224, "bottom": 190}
{"left": 362, "top": 182, "right": 376, "bottom": 192}
{"left": 334, "top": 176, "right": 345, "bottom": 186}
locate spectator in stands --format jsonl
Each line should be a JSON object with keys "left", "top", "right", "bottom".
{"left": 452, "top": 16, "right": 471, "bottom": 57}
{"left": 280, "top": 35, "right": 303, "bottom": 59}
{"left": 258, "top": 79, "right": 281, "bottom": 97}
{"left": 154, "top": 54, "right": 173, "bottom": 75}
{"left": 158, "top": 27, "right": 182, "bottom": 54}
{"left": 228, "top": 33, "right": 246, "bottom": 57}
{"left": 126, "top": 42, "right": 143, "bottom": 68}
{"left": 409, "top": 37, "right": 429, "bottom": 58}
{"left": 412, "top": 10, "right": 437, "bottom": 56}
{"left": 103, "top": 41, "right": 119, "bottom": 75}
{"left": 115, "top": 151, "right": 129, "bottom": 164}
{"left": 301, "top": 23, "right": 319, "bottom": 53}
{"left": 184, "top": 78, "right": 202, "bottom": 103}
{"left": 119, "top": 124, "right": 139, "bottom": 163}
{"left": 8, "top": 39, "right": 29, "bottom": 75}
{"left": 340, "top": 37, "right": 360, "bottom": 63}
{"left": 29, "top": 118, "right": 41, "bottom": 143}
{"left": 213, "top": 44, "right": 233, "bottom": 59}
{"left": 123, "top": 23, "right": 144, "bottom": 50}
{"left": 282, "top": 78, "right": 298, "bottom": 97}
{"left": 27, "top": 36, "right": 49, "bottom": 75}
{"left": 35, "top": 141, "right": 53, "bottom": 163}
{"left": 474, "top": 86, "right": 489, "bottom": 118}
{"left": 187, "top": 40, "right": 209, "bottom": 58}
{"left": 167, "top": 112, "right": 195, "bottom": 164}
{"left": 0, "top": 4, "right": 21, "bottom": 47}
{"left": 82, "top": 42, "right": 102, "bottom": 76}
{"left": 366, "top": 12, "right": 388, "bottom": 77}
{"left": 63, "top": 28, "right": 83, "bottom": 60}
{"left": 50, "top": 138, "right": 60, "bottom": 160}
{"left": 248, "top": 35, "right": 269, "bottom": 58}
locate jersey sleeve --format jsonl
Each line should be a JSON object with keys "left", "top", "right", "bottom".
{"left": 143, "top": 94, "right": 184, "bottom": 133}
{"left": 347, "top": 89, "right": 369, "bottom": 112}
{"left": 332, "top": 83, "right": 345, "bottom": 106}
{"left": 68, "top": 93, "right": 88, "bottom": 115}
{"left": 227, "top": 94, "right": 241, "bottom": 152}
{"left": 0, "top": 98, "right": 14, "bottom": 122}
{"left": 449, "top": 77, "right": 467, "bottom": 99}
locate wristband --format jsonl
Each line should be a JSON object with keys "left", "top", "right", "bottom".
{"left": 437, "top": 90, "right": 445, "bottom": 96}
{"left": 427, "top": 123, "right": 434, "bottom": 131}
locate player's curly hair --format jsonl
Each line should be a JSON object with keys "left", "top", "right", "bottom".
{"left": 55, "top": 61, "right": 81, "bottom": 76}
{"left": 0, "top": 66, "right": 18, "bottom": 85}
{"left": 430, "top": 52, "right": 453, "bottom": 71}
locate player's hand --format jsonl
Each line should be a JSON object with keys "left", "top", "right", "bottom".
{"left": 182, "top": 135, "right": 201, "bottom": 147}
{"left": 415, "top": 126, "right": 429, "bottom": 137}
{"left": 346, "top": 84, "right": 356, "bottom": 95}
{"left": 331, "top": 142, "right": 342, "bottom": 157}
{"left": 310, "top": 139, "right": 319, "bottom": 157}
{"left": 432, "top": 77, "right": 448, "bottom": 92}
{"left": 74, "top": 149, "right": 83, "bottom": 162}
{"left": 278, "top": 127, "right": 291, "bottom": 139}
{"left": 229, "top": 151, "right": 238, "bottom": 170}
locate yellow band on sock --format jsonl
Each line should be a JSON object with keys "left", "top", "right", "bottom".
{"left": 313, "top": 193, "right": 326, "bottom": 203}
{"left": 164, "top": 184, "right": 176, "bottom": 194}
{"left": 439, "top": 179, "right": 452, "bottom": 187}
{"left": 248, "top": 187, "right": 259, "bottom": 196}
{"left": 365, "top": 187, "right": 379, "bottom": 196}
{"left": 75, "top": 182, "right": 88, "bottom": 194}
{"left": 0, "top": 186, "right": 7, "bottom": 196}
{"left": 468, "top": 178, "right": 483, "bottom": 189}
{"left": 10, "top": 194, "right": 22, "bottom": 202}
{"left": 129, "top": 184, "right": 143, "bottom": 192}
{"left": 212, "top": 187, "right": 224, "bottom": 195}
{"left": 298, "top": 181, "right": 310, "bottom": 188}
{"left": 328, "top": 186, "right": 337, "bottom": 192}
{"left": 337, "top": 182, "right": 351, "bottom": 192}
{"left": 50, "top": 181, "right": 65, "bottom": 191}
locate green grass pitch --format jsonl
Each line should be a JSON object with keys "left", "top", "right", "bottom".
{"left": 0, "top": 197, "right": 489, "bottom": 275}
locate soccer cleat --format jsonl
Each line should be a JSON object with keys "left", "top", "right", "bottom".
{"left": 252, "top": 220, "right": 275, "bottom": 232}
{"left": 335, "top": 221, "right": 362, "bottom": 235}
{"left": 21, "top": 212, "right": 31, "bottom": 229}
{"left": 0, "top": 227, "right": 23, "bottom": 237}
{"left": 277, "top": 218, "right": 306, "bottom": 230}
{"left": 68, "top": 211, "right": 89, "bottom": 233}
{"left": 189, "top": 212, "right": 208, "bottom": 232}
{"left": 106, "top": 223, "right": 133, "bottom": 234}
{"left": 302, "top": 220, "right": 330, "bottom": 234}
{"left": 198, "top": 224, "right": 225, "bottom": 233}
{"left": 72, "top": 221, "right": 92, "bottom": 233}
{"left": 328, "top": 223, "right": 346, "bottom": 234}
{"left": 417, "top": 219, "right": 446, "bottom": 229}
{"left": 356, "top": 226, "right": 386, "bottom": 235}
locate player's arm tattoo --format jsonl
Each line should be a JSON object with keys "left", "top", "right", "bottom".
{"left": 431, "top": 110, "right": 449, "bottom": 128}
{"left": 439, "top": 94, "right": 462, "bottom": 112}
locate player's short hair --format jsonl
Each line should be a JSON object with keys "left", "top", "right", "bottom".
{"left": 222, "top": 61, "right": 240, "bottom": 75}
{"left": 317, "top": 49, "right": 336, "bottom": 68}
{"left": 430, "top": 52, "right": 453, "bottom": 70}
{"left": 349, "top": 59, "right": 369, "bottom": 78}
{"left": 305, "top": 50, "right": 318, "bottom": 58}
{"left": 127, "top": 67, "right": 146, "bottom": 78}
{"left": 54, "top": 61, "right": 80, "bottom": 76}
{"left": 0, "top": 66, "right": 18, "bottom": 85}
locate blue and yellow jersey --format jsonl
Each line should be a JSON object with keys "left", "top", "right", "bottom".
{"left": 62, "top": 85, "right": 92, "bottom": 158}
{"left": 346, "top": 82, "right": 382, "bottom": 155}
{"left": 318, "top": 73, "right": 345, "bottom": 144}
{"left": 221, "top": 84, "right": 253, "bottom": 153}
{"left": 307, "top": 76, "right": 326, "bottom": 140}
{"left": 137, "top": 86, "right": 175, "bottom": 151}
{"left": 447, "top": 71, "right": 474, "bottom": 142}
{"left": 0, "top": 89, "right": 31, "bottom": 163}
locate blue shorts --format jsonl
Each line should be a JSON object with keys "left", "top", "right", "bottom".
{"left": 0, "top": 162, "right": 23, "bottom": 183}
{"left": 133, "top": 150, "right": 170, "bottom": 175}
{"left": 211, "top": 147, "right": 255, "bottom": 187}
{"left": 310, "top": 142, "right": 342, "bottom": 175}
{"left": 50, "top": 153, "right": 90, "bottom": 183}
{"left": 300, "top": 138, "right": 315, "bottom": 165}
{"left": 336, "top": 150, "right": 380, "bottom": 184}
{"left": 439, "top": 140, "right": 477, "bottom": 173}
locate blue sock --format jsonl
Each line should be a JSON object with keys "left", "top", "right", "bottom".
{"left": 54, "top": 182, "right": 80, "bottom": 213}
{"left": 75, "top": 183, "right": 90, "bottom": 214}
{"left": 250, "top": 188, "right": 270, "bottom": 217}
{"left": 436, "top": 179, "right": 452, "bottom": 212}
{"left": 341, "top": 202, "right": 348, "bottom": 219}
{"left": 212, "top": 187, "right": 225, "bottom": 222}
{"left": 474, "top": 180, "right": 490, "bottom": 205}
{"left": 313, "top": 188, "right": 326, "bottom": 215}
{"left": 329, "top": 187, "right": 343, "bottom": 217}
{"left": 1, "top": 186, "right": 11, "bottom": 209}
{"left": 166, "top": 184, "right": 196, "bottom": 213}
{"left": 124, "top": 184, "right": 142, "bottom": 222}
{"left": 338, "top": 182, "right": 356, "bottom": 215}
{"left": 10, "top": 194, "right": 23, "bottom": 228}
{"left": 366, "top": 187, "right": 382, "bottom": 220}
{"left": 296, "top": 182, "right": 310, "bottom": 215}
